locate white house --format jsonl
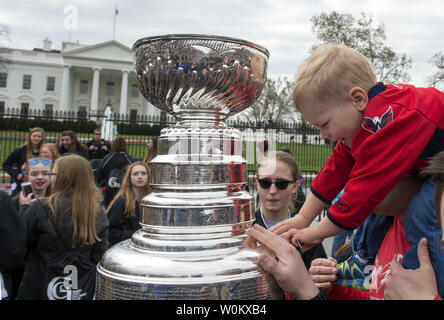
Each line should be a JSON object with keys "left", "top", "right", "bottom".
{"left": 0, "top": 38, "right": 162, "bottom": 120}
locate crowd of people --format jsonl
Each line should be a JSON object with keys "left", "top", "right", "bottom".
{"left": 0, "top": 129, "right": 157, "bottom": 300}
{"left": 2, "top": 43, "right": 444, "bottom": 302}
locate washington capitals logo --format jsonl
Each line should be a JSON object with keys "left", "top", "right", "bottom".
{"left": 362, "top": 106, "right": 394, "bottom": 134}
{"left": 334, "top": 197, "right": 351, "bottom": 213}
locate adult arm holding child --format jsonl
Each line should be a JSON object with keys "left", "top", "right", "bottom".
{"left": 384, "top": 237, "right": 440, "bottom": 300}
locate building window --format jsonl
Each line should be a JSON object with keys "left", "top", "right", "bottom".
{"left": 0, "top": 73, "right": 7, "bottom": 88}
{"left": 44, "top": 104, "right": 53, "bottom": 116}
{"left": 78, "top": 106, "right": 87, "bottom": 119}
{"left": 131, "top": 84, "right": 139, "bottom": 98}
{"left": 80, "top": 80, "right": 89, "bottom": 94}
{"left": 160, "top": 111, "right": 167, "bottom": 124}
{"left": 106, "top": 82, "right": 114, "bottom": 96}
{"left": 46, "top": 77, "right": 55, "bottom": 91}
{"left": 23, "top": 75, "right": 32, "bottom": 90}
{"left": 0, "top": 101, "right": 5, "bottom": 115}
{"left": 21, "top": 103, "right": 29, "bottom": 115}
{"left": 130, "top": 109, "right": 138, "bottom": 121}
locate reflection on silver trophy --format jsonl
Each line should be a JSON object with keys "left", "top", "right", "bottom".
{"left": 95, "top": 34, "right": 270, "bottom": 299}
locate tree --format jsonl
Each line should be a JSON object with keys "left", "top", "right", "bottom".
{"left": 310, "top": 11, "right": 412, "bottom": 84}
{"left": 426, "top": 52, "right": 444, "bottom": 89}
{"left": 238, "top": 76, "right": 298, "bottom": 125}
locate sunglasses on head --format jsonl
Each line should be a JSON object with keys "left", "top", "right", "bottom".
{"left": 258, "top": 178, "right": 295, "bottom": 190}
{"left": 29, "top": 158, "right": 51, "bottom": 166}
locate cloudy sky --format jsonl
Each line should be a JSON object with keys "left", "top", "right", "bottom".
{"left": 1, "top": 0, "right": 443, "bottom": 87}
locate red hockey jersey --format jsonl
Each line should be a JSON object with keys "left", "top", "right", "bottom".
{"left": 311, "top": 83, "right": 444, "bottom": 229}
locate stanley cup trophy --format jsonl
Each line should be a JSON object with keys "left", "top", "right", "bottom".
{"left": 95, "top": 34, "right": 270, "bottom": 299}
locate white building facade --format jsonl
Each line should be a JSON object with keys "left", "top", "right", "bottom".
{"left": 0, "top": 38, "right": 161, "bottom": 119}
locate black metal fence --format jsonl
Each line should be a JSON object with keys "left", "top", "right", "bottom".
{"left": 0, "top": 108, "right": 334, "bottom": 206}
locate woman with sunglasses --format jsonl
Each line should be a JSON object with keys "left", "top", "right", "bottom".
{"left": 2, "top": 127, "right": 45, "bottom": 197}
{"left": 16, "top": 154, "right": 109, "bottom": 300}
{"left": 255, "top": 151, "right": 327, "bottom": 271}
{"left": 106, "top": 161, "right": 152, "bottom": 247}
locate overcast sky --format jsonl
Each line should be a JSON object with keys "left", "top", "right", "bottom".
{"left": 1, "top": 0, "right": 443, "bottom": 87}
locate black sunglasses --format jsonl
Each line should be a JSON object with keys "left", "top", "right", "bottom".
{"left": 258, "top": 178, "right": 295, "bottom": 190}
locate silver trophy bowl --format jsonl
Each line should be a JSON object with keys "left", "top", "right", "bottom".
{"left": 95, "top": 34, "right": 270, "bottom": 300}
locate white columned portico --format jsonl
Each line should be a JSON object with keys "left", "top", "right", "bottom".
{"left": 146, "top": 99, "right": 160, "bottom": 117}
{"left": 119, "top": 70, "right": 129, "bottom": 115}
{"left": 91, "top": 67, "right": 101, "bottom": 115}
{"left": 60, "top": 64, "right": 71, "bottom": 112}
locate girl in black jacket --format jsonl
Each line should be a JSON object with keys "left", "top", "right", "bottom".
{"left": 2, "top": 127, "right": 45, "bottom": 197}
{"left": 17, "top": 154, "right": 109, "bottom": 300}
{"left": 106, "top": 161, "right": 151, "bottom": 247}
{"left": 97, "top": 137, "right": 134, "bottom": 207}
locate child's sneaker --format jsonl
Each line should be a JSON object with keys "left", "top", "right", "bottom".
{"left": 334, "top": 254, "right": 372, "bottom": 291}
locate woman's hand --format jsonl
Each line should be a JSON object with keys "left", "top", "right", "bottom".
{"left": 309, "top": 258, "right": 338, "bottom": 293}
{"left": 384, "top": 238, "right": 438, "bottom": 300}
{"left": 247, "top": 224, "right": 320, "bottom": 300}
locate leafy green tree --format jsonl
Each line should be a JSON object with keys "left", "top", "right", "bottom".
{"left": 310, "top": 11, "right": 412, "bottom": 84}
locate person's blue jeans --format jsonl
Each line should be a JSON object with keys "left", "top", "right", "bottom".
{"left": 331, "top": 229, "right": 354, "bottom": 258}
{"left": 402, "top": 178, "right": 444, "bottom": 297}
{"left": 351, "top": 213, "right": 394, "bottom": 262}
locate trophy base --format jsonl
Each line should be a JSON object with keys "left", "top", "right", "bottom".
{"left": 95, "top": 239, "right": 270, "bottom": 300}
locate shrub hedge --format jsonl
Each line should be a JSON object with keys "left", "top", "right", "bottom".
{"left": 0, "top": 117, "right": 167, "bottom": 136}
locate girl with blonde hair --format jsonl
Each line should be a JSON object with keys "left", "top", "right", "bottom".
{"left": 106, "top": 161, "right": 152, "bottom": 246}
{"left": 25, "top": 127, "right": 45, "bottom": 159}
{"left": 17, "top": 154, "right": 109, "bottom": 300}
{"left": 2, "top": 127, "right": 45, "bottom": 197}
{"left": 39, "top": 143, "right": 60, "bottom": 162}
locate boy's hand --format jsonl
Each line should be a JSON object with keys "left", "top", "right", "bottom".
{"left": 281, "top": 227, "right": 323, "bottom": 252}
{"left": 243, "top": 215, "right": 308, "bottom": 248}
{"left": 309, "top": 257, "right": 338, "bottom": 293}
{"left": 269, "top": 214, "right": 310, "bottom": 235}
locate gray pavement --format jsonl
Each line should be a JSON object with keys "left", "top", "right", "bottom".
{"left": 310, "top": 219, "right": 334, "bottom": 258}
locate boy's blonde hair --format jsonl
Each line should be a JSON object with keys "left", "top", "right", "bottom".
{"left": 293, "top": 44, "right": 377, "bottom": 109}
